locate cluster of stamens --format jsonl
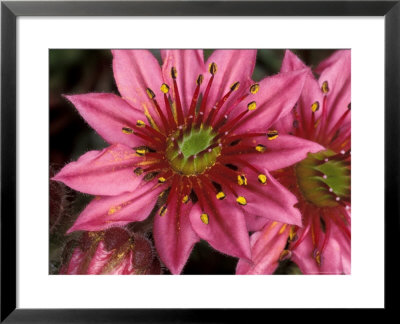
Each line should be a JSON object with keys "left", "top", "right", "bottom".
{"left": 121, "top": 62, "right": 278, "bottom": 225}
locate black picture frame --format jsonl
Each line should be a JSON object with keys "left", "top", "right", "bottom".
{"left": 1, "top": 0, "right": 399, "bottom": 322}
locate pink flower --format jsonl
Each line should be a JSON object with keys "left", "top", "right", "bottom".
{"left": 237, "top": 50, "right": 351, "bottom": 275}
{"left": 53, "top": 50, "right": 323, "bottom": 274}
{"left": 60, "top": 227, "right": 161, "bottom": 275}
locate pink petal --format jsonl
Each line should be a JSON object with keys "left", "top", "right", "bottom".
{"left": 161, "top": 50, "right": 206, "bottom": 114}
{"left": 204, "top": 50, "right": 257, "bottom": 114}
{"left": 64, "top": 93, "right": 147, "bottom": 147}
{"left": 272, "top": 111, "right": 295, "bottom": 135}
{"left": 112, "top": 50, "right": 167, "bottom": 128}
{"left": 189, "top": 199, "right": 251, "bottom": 261}
{"left": 52, "top": 144, "right": 143, "bottom": 196}
{"left": 233, "top": 169, "right": 302, "bottom": 226}
{"left": 230, "top": 134, "right": 324, "bottom": 172}
{"left": 280, "top": 50, "right": 308, "bottom": 73}
{"left": 316, "top": 50, "right": 351, "bottom": 133}
{"left": 67, "top": 181, "right": 165, "bottom": 233}
{"left": 245, "top": 214, "right": 269, "bottom": 232}
{"left": 233, "top": 69, "right": 308, "bottom": 133}
{"left": 278, "top": 50, "right": 325, "bottom": 137}
{"left": 291, "top": 222, "right": 351, "bottom": 274}
{"left": 153, "top": 193, "right": 199, "bottom": 275}
{"left": 236, "top": 221, "right": 290, "bottom": 274}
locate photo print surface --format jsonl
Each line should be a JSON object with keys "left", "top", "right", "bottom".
{"left": 50, "top": 49, "right": 351, "bottom": 275}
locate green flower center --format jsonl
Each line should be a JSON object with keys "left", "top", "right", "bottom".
{"left": 166, "top": 126, "right": 221, "bottom": 175}
{"left": 295, "top": 150, "right": 350, "bottom": 207}
{"left": 179, "top": 127, "right": 214, "bottom": 158}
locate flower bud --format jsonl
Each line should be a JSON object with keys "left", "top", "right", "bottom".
{"left": 60, "top": 227, "right": 162, "bottom": 275}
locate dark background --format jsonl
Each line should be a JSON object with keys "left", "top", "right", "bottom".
{"left": 49, "top": 49, "right": 335, "bottom": 275}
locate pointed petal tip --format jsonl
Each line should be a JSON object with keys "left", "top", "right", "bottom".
{"left": 62, "top": 94, "right": 83, "bottom": 105}
{"left": 238, "top": 245, "right": 252, "bottom": 262}
{"left": 50, "top": 174, "right": 61, "bottom": 182}
{"left": 293, "top": 212, "right": 303, "bottom": 227}
{"left": 51, "top": 169, "right": 68, "bottom": 183}
{"left": 66, "top": 226, "right": 76, "bottom": 235}
{"left": 169, "top": 265, "right": 184, "bottom": 275}
{"left": 62, "top": 93, "right": 74, "bottom": 101}
{"left": 283, "top": 49, "right": 295, "bottom": 57}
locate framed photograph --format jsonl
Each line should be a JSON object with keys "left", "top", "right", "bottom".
{"left": 1, "top": 0, "right": 398, "bottom": 321}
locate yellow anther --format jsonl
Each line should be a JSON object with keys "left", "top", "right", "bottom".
{"left": 216, "top": 192, "right": 226, "bottom": 200}
{"left": 146, "top": 88, "right": 156, "bottom": 99}
{"left": 122, "top": 127, "right": 134, "bottom": 134}
{"left": 108, "top": 205, "right": 121, "bottom": 215}
{"left": 159, "top": 205, "right": 167, "bottom": 217}
{"left": 311, "top": 101, "right": 320, "bottom": 112}
{"left": 135, "top": 148, "right": 147, "bottom": 156}
{"left": 321, "top": 81, "right": 329, "bottom": 94}
{"left": 279, "top": 249, "right": 292, "bottom": 261}
{"left": 267, "top": 130, "right": 279, "bottom": 140}
{"left": 258, "top": 174, "right": 267, "bottom": 184}
{"left": 247, "top": 101, "right": 257, "bottom": 111}
{"left": 237, "top": 175, "right": 247, "bottom": 186}
{"left": 158, "top": 177, "right": 166, "bottom": 183}
{"left": 200, "top": 213, "right": 209, "bottom": 224}
{"left": 196, "top": 74, "right": 204, "bottom": 85}
{"left": 236, "top": 196, "right": 247, "bottom": 206}
{"left": 289, "top": 226, "right": 297, "bottom": 241}
{"left": 209, "top": 62, "right": 217, "bottom": 75}
{"left": 255, "top": 144, "right": 266, "bottom": 153}
{"left": 88, "top": 232, "right": 99, "bottom": 238}
{"left": 144, "top": 172, "right": 156, "bottom": 181}
{"left": 182, "top": 195, "right": 189, "bottom": 204}
{"left": 250, "top": 83, "right": 260, "bottom": 94}
{"left": 160, "top": 83, "right": 170, "bottom": 94}
{"left": 230, "top": 81, "right": 240, "bottom": 91}
{"left": 134, "top": 167, "right": 143, "bottom": 175}
{"left": 315, "top": 250, "right": 322, "bottom": 266}
{"left": 279, "top": 224, "right": 288, "bottom": 234}
{"left": 136, "top": 120, "right": 146, "bottom": 128}
{"left": 171, "top": 67, "right": 178, "bottom": 79}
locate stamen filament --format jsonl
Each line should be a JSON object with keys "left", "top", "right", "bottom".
{"left": 135, "top": 124, "right": 166, "bottom": 142}
{"left": 195, "top": 65, "right": 216, "bottom": 126}
{"left": 186, "top": 74, "right": 203, "bottom": 130}
{"left": 222, "top": 132, "right": 266, "bottom": 144}
{"left": 320, "top": 213, "right": 331, "bottom": 255}
{"left": 213, "top": 93, "right": 249, "bottom": 128}
{"left": 163, "top": 92, "right": 177, "bottom": 130}
{"left": 326, "top": 108, "right": 351, "bottom": 145}
{"left": 171, "top": 75, "right": 185, "bottom": 126}
{"left": 316, "top": 95, "right": 328, "bottom": 142}
{"left": 131, "top": 131, "right": 164, "bottom": 149}
{"left": 142, "top": 162, "right": 169, "bottom": 173}
{"left": 149, "top": 95, "right": 170, "bottom": 134}
{"left": 206, "top": 82, "right": 239, "bottom": 126}
{"left": 214, "top": 109, "right": 249, "bottom": 139}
